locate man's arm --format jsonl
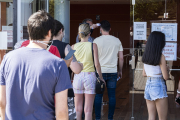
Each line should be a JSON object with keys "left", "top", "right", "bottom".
{"left": 55, "top": 89, "right": 68, "bottom": 120}
{"left": 0, "top": 85, "right": 6, "bottom": 120}
{"left": 118, "top": 51, "right": 124, "bottom": 78}
{"left": 55, "top": 61, "right": 72, "bottom": 120}
{"left": 90, "top": 24, "right": 99, "bottom": 30}
{"left": 65, "top": 44, "right": 83, "bottom": 74}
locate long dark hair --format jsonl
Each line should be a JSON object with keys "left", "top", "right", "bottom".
{"left": 142, "top": 31, "right": 165, "bottom": 66}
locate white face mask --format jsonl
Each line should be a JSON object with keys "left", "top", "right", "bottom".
{"left": 62, "top": 37, "right": 65, "bottom": 42}
{"left": 31, "top": 40, "right": 50, "bottom": 47}
{"left": 62, "top": 30, "right": 65, "bottom": 42}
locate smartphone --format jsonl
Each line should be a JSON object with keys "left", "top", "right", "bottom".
{"left": 117, "top": 77, "right": 121, "bottom": 81}
{"left": 175, "top": 97, "right": 180, "bottom": 105}
{"left": 64, "top": 50, "right": 76, "bottom": 60}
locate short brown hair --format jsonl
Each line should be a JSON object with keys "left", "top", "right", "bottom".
{"left": 27, "top": 10, "right": 55, "bottom": 40}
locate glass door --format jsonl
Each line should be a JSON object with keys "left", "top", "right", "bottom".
{"left": 25, "top": 0, "right": 180, "bottom": 119}
{"left": 130, "top": 0, "right": 180, "bottom": 119}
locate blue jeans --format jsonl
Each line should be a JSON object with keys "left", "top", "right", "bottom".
{"left": 94, "top": 73, "right": 117, "bottom": 120}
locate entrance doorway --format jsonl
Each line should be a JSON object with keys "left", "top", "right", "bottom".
{"left": 49, "top": 0, "right": 180, "bottom": 119}
{"left": 0, "top": 0, "right": 179, "bottom": 119}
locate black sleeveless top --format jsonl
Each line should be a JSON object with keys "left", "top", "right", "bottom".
{"left": 52, "top": 40, "right": 68, "bottom": 59}
{"left": 52, "top": 40, "right": 74, "bottom": 97}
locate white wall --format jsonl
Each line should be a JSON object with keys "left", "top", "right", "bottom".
{"left": 6, "top": 2, "right": 13, "bottom": 26}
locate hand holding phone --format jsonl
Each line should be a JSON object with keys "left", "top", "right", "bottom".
{"left": 117, "top": 77, "right": 121, "bottom": 81}
{"left": 64, "top": 50, "right": 76, "bottom": 60}
{"left": 64, "top": 57, "right": 73, "bottom": 67}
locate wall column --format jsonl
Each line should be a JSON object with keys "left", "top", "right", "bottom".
{"left": 54, "top": 0, "right": 70, "bottom": 43}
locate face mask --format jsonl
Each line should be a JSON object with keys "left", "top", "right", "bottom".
{"left": 62, "top": 30, "right": 65, "bottom": 42}
{"left": 62, "top": 37, "right": 65, "bottom": 42}
{"left": 31, "top": 40, "right": 50, "bottom": 47}
{"left": 100, "top": 30, "right": 102, "bottom": 35}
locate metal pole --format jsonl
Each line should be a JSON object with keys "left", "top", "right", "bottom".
{"left": 132, "top": 5, "right": 135, "bottom": 58}
{"left": 165, "top": 0, "right": 166, "bottom": 14}
{"left": 17, "top": 0, "right": 21, "bottom": 42}
{"left": 13, "top": 0, "right": 17, "bottom": 49}
{"left": 46, "top": 0, "right": 49, "bottom": 13}
{"left": 131, "top": 1, "right": 135, "bottom": 120}
{"left": 131, "top": 69, "right": 135, "bottom": 120}
{"left": 165, "top": 0, "right": 166, "bottom": 20}
{"left": 54, "top": 0, "right": 70, "bottom": 43}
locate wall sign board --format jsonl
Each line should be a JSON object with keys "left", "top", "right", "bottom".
{"left": 134, "top": 22, "right": 147, "bottom": 40}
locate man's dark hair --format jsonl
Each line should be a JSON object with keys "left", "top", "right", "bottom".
{"left": 100, "top": 20, "right": 111, "bottom": 32}
{"left": 27, "top": 10, "right": 55, "bottom": 40}
{"left": 142, "top": 31, "right": 166, "bottom": 66}
{"left": 82, "top": 18, "right": 92, "bottom": 23}
{"left": 54, "top": 20, "right": 64, "bottom": 37}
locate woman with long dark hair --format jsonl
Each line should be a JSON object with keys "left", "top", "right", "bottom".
{"left": 142, "top": 31, "right": 169, "bottom": 120}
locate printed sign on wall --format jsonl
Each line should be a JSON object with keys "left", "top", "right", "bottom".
{"left": 151, "top": 23, "right": 177, "bottom": 42}
{"left": 2, "top": 26, "right": 13, "bottom": 47}
{"left": 2, "top": 26, "right": 23, "bottom": 47}
{"left": 134, "top": 22, "right": 147, "bottom": 40}
{"left": 0, "top": 32, "right": 7, "bottom": 50}
{"left": 2, "top": 26, "right": 13, "bottom": 42}
{"left": 163, "top": 42, "right": 177, "bottom": 61}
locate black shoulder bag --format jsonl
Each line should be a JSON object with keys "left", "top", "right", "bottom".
{"left": 91, "top": 43, "right": 105, "bottom": 94}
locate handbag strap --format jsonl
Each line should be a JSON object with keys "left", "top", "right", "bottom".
{"left": 91, "top": 43, "right": 97, "bottom": 72}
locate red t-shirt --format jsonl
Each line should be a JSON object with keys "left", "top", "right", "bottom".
{"left": 21, "top": 40, "right": 61, "bottom": 58}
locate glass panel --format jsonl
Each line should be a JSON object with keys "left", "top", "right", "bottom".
{"left": 21, "top": 0, "right": 48, "bottom": 40}
{"left": 0, "top": 1, "right": 13, "bottom": 63}
{"left": 130, "top": 0, "right": 179, "bottom": 119}
{"left": 0, "top": 0, "right": 48, "bottom": 63}
{"left": 0, "top": 2, "right": 13, "bottom": 47}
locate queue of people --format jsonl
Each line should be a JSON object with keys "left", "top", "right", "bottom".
{"left": 0, "top": 10, "right": 124, "bottom": 120}
{"left": 0, "top": 10, "right": 174, "bottom": 120}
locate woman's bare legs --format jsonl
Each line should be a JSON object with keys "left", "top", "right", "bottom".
{"left": 74, "top": 94, "right": 84, "bottom": 120}
{"left": 146, "top": 97, "right": 168, "bottom": 120}
{"left": 146, "top": 99, "right": 156, "bottom": 120}
{"left": 155, "top": 98, "right": 168, "bottom": 120}
{"left": 84, "top": 94, "right": 95, "bottom": 120}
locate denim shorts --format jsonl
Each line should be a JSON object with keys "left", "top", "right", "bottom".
{"left": 144, "top": 77, "right": 168, "bottom": 101}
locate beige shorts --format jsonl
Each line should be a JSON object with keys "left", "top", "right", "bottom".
{"left": 73, "top": 72, "right": 96, "bottom": 94}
